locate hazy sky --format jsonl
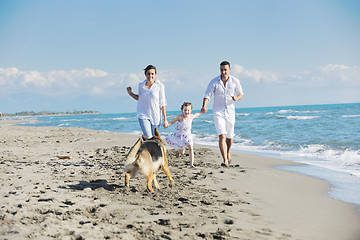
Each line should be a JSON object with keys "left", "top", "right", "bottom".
{"left": 1, "top": 0, "right": 359, "bottom": 113}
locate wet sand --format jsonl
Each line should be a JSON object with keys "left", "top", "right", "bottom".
{"left": 1, "top": 122, "right": 359, "bottom": 239}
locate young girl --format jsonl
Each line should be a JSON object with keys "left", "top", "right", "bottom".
{"left": 165, "top": 102, "right": 204, "bottom": 167}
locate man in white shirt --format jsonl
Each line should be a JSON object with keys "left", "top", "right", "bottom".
{"left": 201, "top": 61, "right": 244, "bottom": 167}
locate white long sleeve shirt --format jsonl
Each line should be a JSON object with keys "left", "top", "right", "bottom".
{"left": 204, "top": 75, "right": 243, "bottom": 116}
{"left": 137, "top": 80, "right": 167, "bottom": 125}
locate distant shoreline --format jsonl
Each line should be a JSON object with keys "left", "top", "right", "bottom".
{"left": 1, "top": 111, "right": 101, "bottom": 118}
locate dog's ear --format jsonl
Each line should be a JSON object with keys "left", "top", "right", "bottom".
{"left": 141, "top": 135, "right": 148, "bottom": 141}
{"left": 154, "top": 128, "right": 160, "bottom": 138}
{"left": 126, "top": 137, "right": 142, "bottom": 164}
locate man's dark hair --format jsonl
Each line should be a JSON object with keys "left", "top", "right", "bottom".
{"left": 144, "top": 65, "right": 157, "bottom": 74}
{"left": 220, "top": 61, "right": 231, "bottom": 68}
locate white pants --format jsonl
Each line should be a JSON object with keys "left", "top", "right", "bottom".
{"left": 213, "top": 111, "right": 235, "bottom": 138}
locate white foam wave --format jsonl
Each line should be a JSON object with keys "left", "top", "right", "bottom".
{"left": 113, "top": 117, "right": 129, "bottom": 120}
{"left": 295, "top": 145, "right": 360, "bottom": 175}
{"left": 286, "top": 116, "right": 319, "bottom": 120}
{"left": 342, "top": 115, "right": 360, "bottom": 118}
{"left": 200, "top": 120, "right": 213, "bottom": 123}
{"left": 278, "top": 109, "right": 293, "bottom": 114}
{"left": 237, "top": 113, "right": 250, "bottom": 116}
{"left": 278, "top": 109, "right": 324, "bottom": 114}
{"left": 61, "top": 119, "right": 83, "bottom": 122}
{"left": 221, "top": 140, "right": 360, "bottom": 176}
{"left": 57, "top": 123, "right": 70, "bottom": 127}
{"left": 276, "top": 115, "right": 319, "bottom": 120}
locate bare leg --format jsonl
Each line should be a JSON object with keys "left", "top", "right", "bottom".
{"left": 219, "top": 134, "right": 229, "bottom": 166}
{"left": 153, "top": 174, "right": 160, "bottom": 189}
{"left": 176, "top": 148, "right": 185, "bottom": 158}
{"left": 188, "top": 144, "right": 195, "bottom": 167}
{"left": 226, "top": 138, "right": 233, "bottom": 164}
{"left": 161, "top": 148, "right": 175, "bottom": 187}
{"left": 125, "top": 172, "right": 131, "bottom": 190}
{"left": 161, "top": 164, "right": 175, "bottom": 187}
{"left": 146, "top": 173, "right": 154, "bottom": 192}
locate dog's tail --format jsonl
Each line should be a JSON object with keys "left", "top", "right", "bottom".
{"left": 126, "top": 137, "right": 142, "bottom": 164}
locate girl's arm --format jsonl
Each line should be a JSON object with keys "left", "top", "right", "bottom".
{"left": 166, "top": 115, "right": 181, "bottom": 128}
{"left": 192, "top": 109, "right": 205, "bottom": 119}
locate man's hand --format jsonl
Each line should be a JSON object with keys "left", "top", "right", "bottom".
{"left": 163, "top": 120, "right": 169, "bottom": 128}
{"left": 201, "top": 107, "right": 207, "bottom": 113}
{"left": 201, "top": 106, "right": 208, "bottom": 113}
{"left": 232, "top": 94, "right": 244, "bottom": 101}
{"left": 201, "top": 98, "right": 209, "bottom": 113}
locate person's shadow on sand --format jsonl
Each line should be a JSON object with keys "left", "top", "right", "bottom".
{"left": 60, "top": 179, "right": 122, "bottom": 191}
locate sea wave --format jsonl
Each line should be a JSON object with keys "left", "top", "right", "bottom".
{"left": 296, "top": 145, "right": 360, "bottom": 175}
{"left": 243, "top": 142, "right": 360, "bottom": 176}
{"left": 112, "top": 117, "right": 129, "bottom": 120}
{"left": 277, "top": 109, "right": 323, "bottom": 114}
{"left": 342, "top": 115, "right": 360, "bottom": 118}
{"left": 236, "top": 113, "right": 250, "bottom": 116}
{"left": 199, "top": 120, "right": 213, "bottom": 123}
{"left": 286, "top": 116, "right": 319, "bottom": 120}
{"left": 194, "top": 135, "right": 360, "bottom": 176}
{"left": 57, "top": 123, "right": 70, "bottom": 127}
{"left": 60, "top": 119, "right": 83, "bottom": 122}
{"left": 276, "top": 115, "right": 319, "bottom": 120}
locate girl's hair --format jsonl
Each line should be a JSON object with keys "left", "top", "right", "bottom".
{"left": 144, "top": 65, "right": 157, "bottom": 75}
{"left": 181, "top": 102, "right": 193, "bottom": 111}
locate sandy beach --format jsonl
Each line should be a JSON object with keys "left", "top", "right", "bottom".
{"left": 1, "top": 120, "right": 359, "bottom": 240}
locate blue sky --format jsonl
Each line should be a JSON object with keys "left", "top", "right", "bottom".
{"left": 0, "top": 0, "right": 359, "bottom": 113}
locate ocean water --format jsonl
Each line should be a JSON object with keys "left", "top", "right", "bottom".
{"left": 12, "top": 103, "right": 360, "bottom": 207}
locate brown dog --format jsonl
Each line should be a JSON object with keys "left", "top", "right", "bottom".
{"left": 125, "top": 128, "right": 174, "bottom": 192}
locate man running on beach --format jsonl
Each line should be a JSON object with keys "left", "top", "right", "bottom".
{"left": 201, "top": 61, "right": 244, "bottom": 167}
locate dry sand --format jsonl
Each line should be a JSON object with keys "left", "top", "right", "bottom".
{"left": 1, "top": 121, "right": 360, "bottom": 240}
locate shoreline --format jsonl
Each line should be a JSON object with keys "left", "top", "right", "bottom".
{"left": 197, "top": 141, "right": 360, "bottom": 209}
{"left": 2, "top": 118, "right": 359, "bottom": 208}
{"left": 1, "top": 122, "right": 360, "bottom": 239}
{"left": 230, "top": 148, "right": 360, "bottom": 209}
{"left": 2, "top": 118, "right": 360, "bottom": 208}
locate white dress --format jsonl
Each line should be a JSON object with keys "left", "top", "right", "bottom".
{"left": 166, "top": 117, "right": 193, "bottom": 150}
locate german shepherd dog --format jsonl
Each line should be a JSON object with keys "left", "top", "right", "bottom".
{"left": 125, "top": 128, "right": 174, "bottom": 192}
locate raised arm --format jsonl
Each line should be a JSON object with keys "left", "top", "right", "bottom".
{"left": 127, "top": 87, "right": 139, "bottom": 100}
{"left": 192, "top": 108, "right": 206, "bottom": 119}
{"left": 166, "top": 115, "right": 181, "bottom": 128}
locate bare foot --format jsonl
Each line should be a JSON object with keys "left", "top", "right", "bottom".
{"left": 176, "top": 149, "right": 185, "bottom": 158}
{"left": 221, "top": 161, "right": 229, "bottom": 167}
